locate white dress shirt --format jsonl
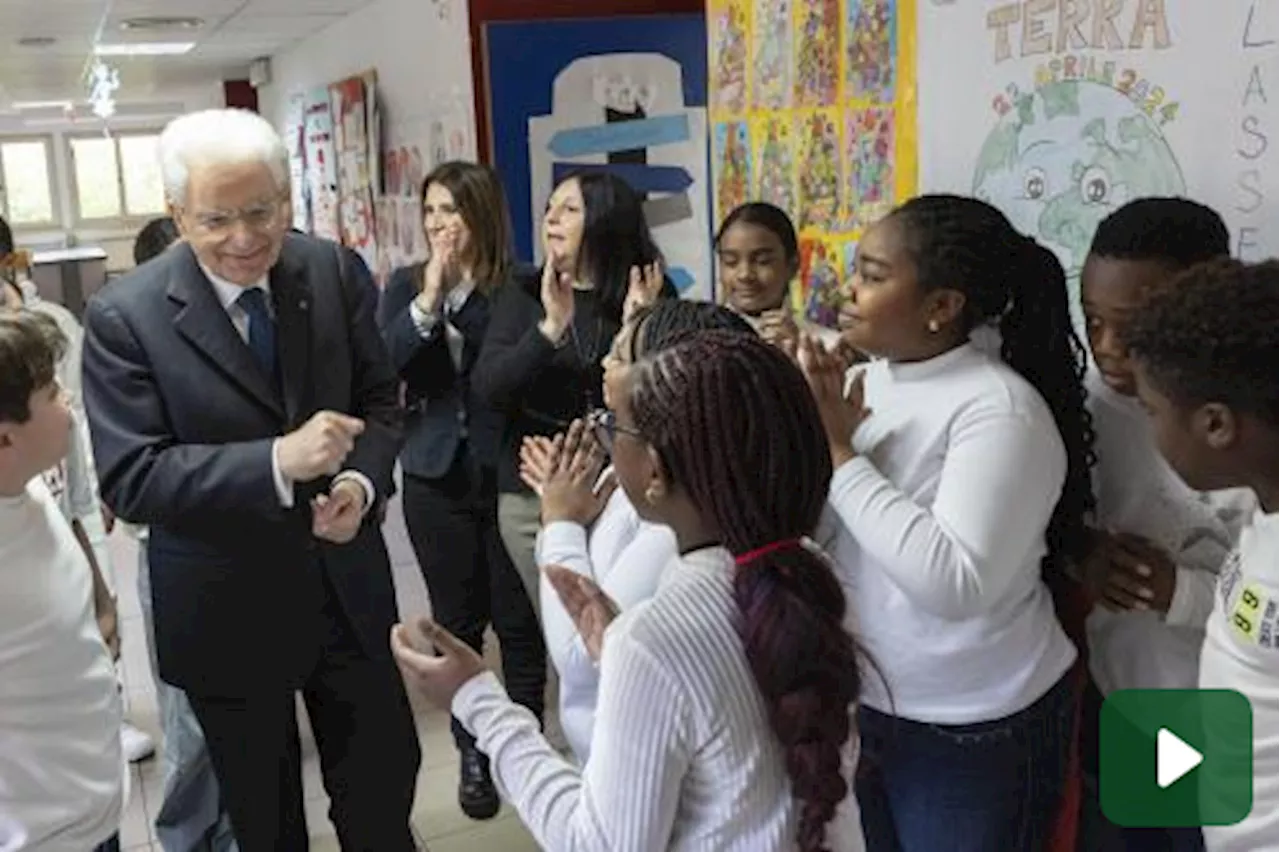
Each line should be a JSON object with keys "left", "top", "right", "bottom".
{"left": 200, "top": 265, "right": 374, "bottom": 512}
{"left": 408, "top": 282, "right": 475, "bottom": 371}
{"left": 535, "top": 484, "right": 677, "bottom": 762}
{"left": 455, "top": 546, "right": 865, "bottom": 851}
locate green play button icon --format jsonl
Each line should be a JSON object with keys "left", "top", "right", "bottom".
{"left": 1100, "top": 689, "right": 1253, "bottom": 828}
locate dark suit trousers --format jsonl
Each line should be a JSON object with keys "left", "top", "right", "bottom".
{"left": 186, "top": 568, "right": 420, "bottom": 852}
{"left": 402, "top": 449, "right": 547, "bottom": 749}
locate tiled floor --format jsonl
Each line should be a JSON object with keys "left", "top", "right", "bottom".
{"left": 109, "top": 482, "right": 544, "bottom": 851}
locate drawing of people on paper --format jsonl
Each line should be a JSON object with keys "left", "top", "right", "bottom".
{"left": 753, "top": 116, "right": 796, "bottom": 219}
{"left": 710, "top": 0, "right": 749, "bottom": 114}
{"left": 794, "top": 0, "right": 839, "bottom": 107}
{"left": 797, "top": 110, "right": 841, "bottom": 231}
{"left": 752, "top": 0, "right": 792, "bottom": 110}
{"left": 714, "top": 121, "right": 752, "bottom": 224}
{"left": 843, "top": 107, "right": 895, "bottom": 230}
{"left": 846, "top": 0, "right": 896, "bottom": 103}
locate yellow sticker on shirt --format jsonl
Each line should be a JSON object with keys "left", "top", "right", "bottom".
{"left": 1230, "top": 583, "right": 1273, "bottom": 646}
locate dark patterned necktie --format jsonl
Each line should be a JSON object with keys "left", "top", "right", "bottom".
{"left": 236, "top": 287, "right": 278, "bottom": 383}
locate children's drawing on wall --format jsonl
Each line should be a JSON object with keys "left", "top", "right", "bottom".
{"left": 710, "top": 0, "right": 749, "bottom": 114}
{"left": 841, "top": 239, "right": 858, "bottom": 286}
{"left": 430, "top": 119, "right": 449, "bottom": 168}
{"left": 796, "top": 238, "right": 843, "bottom": 328}
{"left": 303, "top": 89, "right": 339, "bottom": 241}
{"left": 843, "top": 106, "right": 895, "bottom": 229}
{"left": 796, "top": 110, "right": 841, "bottom": 230}
{"left": 752, "top": 116, "right": 796, "bottom": 219}
{"left": 972, "top": 75, "right": 1185, "bottom": 287}
{"left": 846, "top": 0, "right": 896, "bottom": 103}
{"left": 752, "top": 0, "right": 792, "bottom": 109}
{"left": 713, "top": 121, "right": 752, "bottom": 225}
{"left": 793, "top": 0, "right": 839, "bottom": 107}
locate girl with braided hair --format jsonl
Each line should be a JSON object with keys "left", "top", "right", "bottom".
{"left": 393, "top": 329, "right": 866, "bottom": 851}
{"left": 519, "top": 298, "right": 756, "bottom": 764}
{"left": 799, "top": 193, "right": 1094, "bottom": 850}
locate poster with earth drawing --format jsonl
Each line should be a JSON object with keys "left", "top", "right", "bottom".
{"left": 917, "top": 0, "right": 1278, "bottom": 335}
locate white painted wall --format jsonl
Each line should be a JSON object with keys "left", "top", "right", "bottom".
{"left": 259, "top": 0, "right": 476, "bottom": 164}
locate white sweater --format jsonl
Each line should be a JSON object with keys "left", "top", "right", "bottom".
{"left": 456, "top": 547, "right": 865, "bottom": 851}
{"left": 825, "top": 343, "right": 1076, "bottom": 723}
{"left": 1201, "top": 509, "right": 1279, "bottom": 852}
{"left": 536, "top": 487, "right": 677, "bottom": 763}
{"left": 0, "top": 477, "right": 124, "bottom": 852}
{"left": 1084, "top": 371, "right": 1255, "bottom": 694}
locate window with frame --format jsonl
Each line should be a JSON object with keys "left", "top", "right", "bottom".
{"left": 0, "top": 137, "right": 58, "bottom": 228}
{"left": 68, "top": 132, "right": 166, "bottom": 224}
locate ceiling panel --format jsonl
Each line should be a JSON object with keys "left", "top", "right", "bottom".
{"left": 0, "top": 0, "right": 375, "bottom": 106}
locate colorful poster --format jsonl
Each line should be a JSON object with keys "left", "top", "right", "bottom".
{"left": 709, "top": 0, "right": 750, "bottom": 116}
{"left": 752, "top": 0, "right": 792, "bottom": 109}
{"left": 712, "top": 120, "right": 753, "bottom": 227}
{"left": 796, "top": 237, "right": 844, "bottom": 327}
{"left": 796, "top": 109, "right": 841, "bottom": 231}
{"left": 843, "top": 106, "right": 895, "bottom": 229}
{"left": 917, "top": 0, "right": 1278, "bottom": 335}
{"left": 302, "top": 88, "right": 339, "bottom": 241}
{"left": 794, "top": 0, "right": 839, "bottom": 107}
{"left": 752, "top": 115, "right": 796, "bottom": 218}
{"left": 845, "top": 0, "right": 896, "bottom": 103}
{"left": 708, "top": 0, "right": 916, "bottom": 327}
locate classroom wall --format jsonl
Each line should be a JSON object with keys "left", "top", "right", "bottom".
{"left": 258, "top": 0, "right": 477, "bottom": 166}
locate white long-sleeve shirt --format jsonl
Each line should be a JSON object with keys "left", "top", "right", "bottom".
{"left": 1084, "top": 370, "right": 1254, "bottom": 694}
{"left": 1200, "top": 509, "right": 1279, "bottom": 852}
{"left": 456, "top": 546, "right": 865, "bottom": 851}
{"left": 0, "top": 477, "right": 124, "bottom": 852}
{"left": 824, "top": 343, "right": 1076, "bottom": 723}
{"left": 536, "top": 486, "right": 676, "bottom": 763}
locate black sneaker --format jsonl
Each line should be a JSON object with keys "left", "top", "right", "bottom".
{"left": 458, "top": 745, "right": 500, "bottom": 820}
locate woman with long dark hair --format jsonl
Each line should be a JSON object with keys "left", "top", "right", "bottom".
{"left": 394, "top": 330, "right": 865, "bottom": 851}
{"left": 378, "top": 161, "right": 546, "bottom": 820}
{"left": 799, "top": 194, "right": 1095, "bottom": 850}
{"left": 472, "top": 171, "right": 670, "bottom": 607}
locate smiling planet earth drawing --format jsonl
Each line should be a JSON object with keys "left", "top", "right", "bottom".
{"left": 972, "top": 78, "right": 1185, "bottom": 330}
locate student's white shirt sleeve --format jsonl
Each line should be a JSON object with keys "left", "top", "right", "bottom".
{"left": 453, "top": 629, "right": 691, "bottom": 851}
{"left": 1168, "top": 492, "right": 1256, "bottom": 630}
{"left": 537, "top": 522, "right": 595, "bottom": 668}
{"left": 64, "top": 413, "right": 100, "bottom": 522}
{"left": 828, "top": 402, "right": 1066, "bottom": 620}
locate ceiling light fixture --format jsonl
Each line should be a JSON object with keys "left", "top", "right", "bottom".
{"left": 12, "top": 99, "right": 74, "bottom": 109}
{"left": 94, "top": 42, "right": 196, "bottom": 56}
{"left": 86, "top": 59, "right": 120, "bottom": 119}
{"left": 119, "top": 16, "right": 204, "bottom": 31}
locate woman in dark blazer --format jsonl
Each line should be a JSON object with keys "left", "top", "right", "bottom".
{"left": 472, "top": 171, "right": 672, "bottom": 605}
{"left": 378, "top": 161, "right": 546, "bottom": 821}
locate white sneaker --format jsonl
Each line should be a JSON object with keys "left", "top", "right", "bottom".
{"left": 120, "top": 721, "right": 155, "bottom": 763}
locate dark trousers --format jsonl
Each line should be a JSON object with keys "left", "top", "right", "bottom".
{"left": 857, "top": 670, "right": 1075, "bottom": 851}
{"left": 93, "top": 834, "right": 121, "bottom": 852}
{"left": 187, "top": 571, "right": 420, "bottom": 852}
{"left": 1078, "top": 679, "right": 1205, "bottom": 852}
{"left": 402, "top": 453, "right": 547, "bottom": 750}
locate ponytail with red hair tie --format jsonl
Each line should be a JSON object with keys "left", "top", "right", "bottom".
{"left": 734, "top": 537, "right": 808, "bottom": 567}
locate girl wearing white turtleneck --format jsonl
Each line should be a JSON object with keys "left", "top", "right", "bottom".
{"left": 800, "top": 196, "right": 1094, "bottom": 851}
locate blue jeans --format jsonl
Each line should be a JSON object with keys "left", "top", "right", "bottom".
{"left": 136, "top": 543, "right": 239, "bottom": 852}
{"left": 856, "top": 671, "right": 1075, "bottom": 851}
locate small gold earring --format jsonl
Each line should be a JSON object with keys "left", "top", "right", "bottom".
{"left": 644, "top": 485, "right": 662, "bottom": 504}
{"left": 927, "top": 319, "right": 940, "bottom": 333}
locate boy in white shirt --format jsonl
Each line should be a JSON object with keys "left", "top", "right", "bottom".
{"left": 0, "top": 311, "right": 125, "bottom": 851}
{"left": 1125, "top": 258, "right": 1278, "bottom": 852}
{"left": 1078, "top": 199, "right": 1251, "bottom": 851}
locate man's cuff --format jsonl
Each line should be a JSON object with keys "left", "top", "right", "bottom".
{"left": 333, "top": 470, "right": 377, "bottom": 517}
{"left": 271, "top": 439, "right": 295, "bottom": 508}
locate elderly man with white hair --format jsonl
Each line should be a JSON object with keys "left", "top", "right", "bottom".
{"left": 81, "top": 108, "right": 419, "bottom": 851}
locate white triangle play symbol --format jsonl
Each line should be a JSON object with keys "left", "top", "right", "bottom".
{"left": 1157, "top": 727, "right": 1203, "bottom": 788}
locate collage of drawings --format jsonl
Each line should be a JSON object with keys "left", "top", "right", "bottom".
{"left": 708, "top": 0, "right": 907, "bottom": 327}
